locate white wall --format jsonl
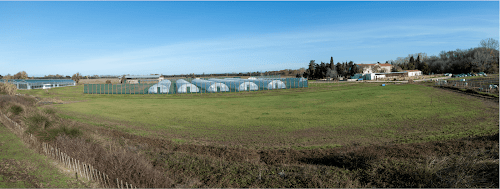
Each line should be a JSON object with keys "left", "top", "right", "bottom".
{"left": 407, "top": 71, "right": 422, "bottom": 77}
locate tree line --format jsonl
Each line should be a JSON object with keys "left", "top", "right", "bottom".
{"left": 303, "top": 38, "right": 499, "bottom": 80}
{"left": 302, "top": 57, "right": 361, "bottom": 80}
{"left": 388, "top": 38, "right": 499, "bottom": 75}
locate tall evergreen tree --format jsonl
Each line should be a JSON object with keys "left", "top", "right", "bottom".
{"left": 336, "top": 63, "right": 342, "bottom": 77}
{"left": 415, "top": 55, "right": 421, "bottom": 70}
{"left": 408, "top": 56, "right": 415, "bottom": 70}
{"left": 307, "top": 60, "right": 316, "bottom": 79}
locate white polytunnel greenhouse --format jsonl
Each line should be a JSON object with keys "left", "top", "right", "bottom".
{"left": 0, "top": 79, "right": 76, "bottom": 90}
{"left": 191, "top": 79, "right": 229, "bottom": 93}
{"left": 176, "top": 79, "right": 200, "bottom": 93}
{"left": 148, "top": 80, "right": 171, "bottom": 94}
{"left": 208, "top": 78, "right": 258, "bottom": 92}
{"left": 226, "top": 78, "right": 286, "bottom": 90}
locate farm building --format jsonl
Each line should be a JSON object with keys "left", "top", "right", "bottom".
{"left": 404, "top": 70, "right": 422, "bottom": 77}
{"left": 123, "top": 75, "right": 162, "bottom": 84}
{"left": 191, "top": 79, "right": 230, "bottom": 93}
{"left": 148, "top": 80, "right": 171, "bottom": 94}
{"left": 248, "top": 78, "right": 286, "bottom": 89}
{"left": 362, "top": 73, "right": 386, "bottom": 80}
{"left": 225, "top": 78, "right": 286, "bottom": 90}
{"left": 0, "top": 79, "right": 75, "bottom": 89}
{"left": 357, "top": 63, "right": 392, "bottom": 74}
{"left": 209, "top": 79, "right": 259, "bottom": 91}
{"left": 176, "top": 79, "right": 200, "bottom": 93}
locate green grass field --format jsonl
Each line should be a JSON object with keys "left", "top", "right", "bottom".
{"left": 0, "top": 123, "right": 85, "bottom": 188}
{"left": 19, "top": 82, "right": 499, "bottom": 149}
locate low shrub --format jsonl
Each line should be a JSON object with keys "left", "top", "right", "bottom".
{"left": 43, "top": 108, "right": 56, "bottom": 115}
{"left": 9, "top": 105, "right": 23, "bottom": 115}
{"left": 25, "top": 113, "right": 52, "bottom": 131}
{"left": 44, "top": 126, "right": 82, "bottom": 141}
{"left": 106, "top": 80, "right": 112, "bottom": 84}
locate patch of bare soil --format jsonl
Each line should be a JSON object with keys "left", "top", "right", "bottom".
{"left": 432, "top": 85, "right": 499, "bottom": 102}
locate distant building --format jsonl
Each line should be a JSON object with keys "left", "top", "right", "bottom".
{"left": 363, "top": 73, "right": 386, "bottom": 80}
{"left": 122, "top": 75, "right": 161, "bottom": 84}
{"left": 404, "top": 70, "right": 422, "bottom": 77}
{"left": 357, "top": 63, "right": 392, "bottom": 74}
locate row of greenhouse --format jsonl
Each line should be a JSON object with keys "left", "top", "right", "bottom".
{"left": 0, "top": 79, "right": 76, "bottom": 90}
{"left": 83, "top": 77, "right": 308, "bottom": 94}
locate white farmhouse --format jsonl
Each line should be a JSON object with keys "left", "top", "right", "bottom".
{"left": 357, "top": 63, "right": 392, "bottom": 74}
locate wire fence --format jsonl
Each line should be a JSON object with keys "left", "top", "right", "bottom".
{"left": 435, "top": 76, "right": 499, "bottom": 94}
{"left": 83, "top": 77, "right": 308, "bottom": 94}
{"left": 0, "top": 112, "right": 135, "bottom": 189}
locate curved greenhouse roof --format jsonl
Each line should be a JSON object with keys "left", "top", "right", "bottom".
{"left": 208, "top": 79, "right": 258, "bottom": 91}
{"left": 148, "top": 83, "right": 170, "bottom": 94}
{"left": 225, "top": 78, "right": 285, "bottom": 89}
{"left": 176, "top": 79, "right": 200, "bottom": 93}
{"left": 191, "top": 79, "right": 229, "bottom": 93}
{"left": 158, "top": 80, "right": 172, "bottom": 85}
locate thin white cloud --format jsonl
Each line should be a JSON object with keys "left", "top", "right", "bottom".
{"left": 3, "top": 15, "right": 497, "bottom": 76}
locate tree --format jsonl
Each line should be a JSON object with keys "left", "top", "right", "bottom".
{"left": 120, "top": 75, "right": 126, "bottom": 83}
{"left": 326, "top": 68, "right": 338, "bottom": 79}
{"left": 479, "top": 38, "right": 499, "bottom": 50}
{"left": 372, "top": 64, "right": 382, "bottom": 73}
{"left": 408, "top": 56, "right": 415, "bottom": 70}
{"left": 306, "top": 60, "right": 316, "bottom": 79}
{"left": 319, "top": 62, "right": 327, "bottom": 78}
{"left": 72, "top": 73, "right": 81, "bottom": 84}
{"left": 415, "top": 55, "right": 421, "bottom": 70}
{"left": 13, "top": 71, "right": 28, "bottom": 79}
{"left": 420, "top": 62, "right": 431, "bottom": 75}
{"left": 350, "top": 64, "right": 360, "bottom": 75}
{"left": 336, "top": 63, "right": 343, "bottom": 77}
{"left": 391, "top": 65, "right": 402, "bottom": 72}
{"left": 3, "top": 74, "right": 13, "bottom": 79}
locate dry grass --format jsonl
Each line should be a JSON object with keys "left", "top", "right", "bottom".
{"left": 0, "top": 82, "right": 17, "bottom": 96}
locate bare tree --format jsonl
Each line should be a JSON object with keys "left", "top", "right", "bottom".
{"left": 72, "top": 72, "right": 81, "bottom": 84}
{"left": 13, "top": 71, "right": 28, "bottom": 79}
{"left": 480, "top": 38, "right": 499, "bottom": 50}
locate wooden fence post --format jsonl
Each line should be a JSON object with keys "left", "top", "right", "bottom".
{"left": 106, "top": 174, "right": 110, "bottom": 188}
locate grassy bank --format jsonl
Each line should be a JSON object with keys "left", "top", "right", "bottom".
{"left": 0, "top": 122, "right": 85, "bottom": 188}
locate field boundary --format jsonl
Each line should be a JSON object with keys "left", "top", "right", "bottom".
{"left": 0, "top": 112, "right": 136, "bottom": 189}
{"left": 433, "top": 85, "right": 499, "bottom": 102}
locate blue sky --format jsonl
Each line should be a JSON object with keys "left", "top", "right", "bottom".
{"left": 1, "top": 1, "right": 498, "bottom": 77}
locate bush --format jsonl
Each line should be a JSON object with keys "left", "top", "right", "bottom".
{"left": 25, "top": 113, "right": 51, "bottom": 131}
{"left": 106, "top": 80, "right": 112, "bottom": 84}
{"left": 44, "top": 126, "right": 82, "bottom": 141}
{"left": 9, "top": 105, "right": 23, "bottom": 115}
{"left": 43, "top": 108, "right": 56, "bottom": 114}
{"left": 0, "top": 82, "right": 17, "bottom": 96}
